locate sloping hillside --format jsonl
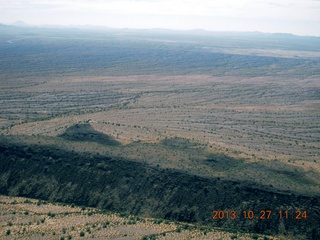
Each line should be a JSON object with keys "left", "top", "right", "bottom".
{"left": 0, "top": 139, "right": 319, "bottom": 239}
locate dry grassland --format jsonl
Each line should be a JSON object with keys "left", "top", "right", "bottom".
{"left": 3, "top": 75, "right": 319, "bottom": 163}
{"left": 0, "top": 195, "right": 278, "bottom": 240}
{"left": 1, "top": 75, "right": 319, "bottom": 194}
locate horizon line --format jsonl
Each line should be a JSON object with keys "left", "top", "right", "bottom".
{"left": 1, "top": 21, "right": 320, "bottom": 38}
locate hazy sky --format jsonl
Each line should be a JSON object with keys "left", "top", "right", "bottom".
{"left": 1, "top": 0, "right": 320, "bottom": 36}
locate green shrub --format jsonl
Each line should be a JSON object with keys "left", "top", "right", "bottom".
{"left": 119, "top": 212, "right": 129, "bottom": 218}
{"left": 182, "top": 224, "right": 189, "bottom": 230}
{"left": 48, "top": 212, "right": 56, "bottom": 217}
{"left": 153, "top": 219, "right": 163, "bottom": 224}
{"left": 252, "top": 234, "right": 259, "bottom": 239}
{"left": 103, "top": 221, "right": 110, "bottom": 228}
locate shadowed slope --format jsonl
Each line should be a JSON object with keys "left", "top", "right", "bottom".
{"left": 59, "top": 124, "right": 121, "bottom": 146}
{"left": 0, "top": 140, "right": 319, "bottom": 239}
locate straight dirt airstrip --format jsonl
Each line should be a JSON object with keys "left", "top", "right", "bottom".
{"left": 1, "top": 74, "right": 319, "bottom": 195}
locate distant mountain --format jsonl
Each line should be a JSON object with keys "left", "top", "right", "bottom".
{"left": 0, "top": 23, "right": 10, "bottom": 28}
{"left": 2, "top": 21, "right": 319, "bottom": 39}
{"left": 12, "top": 20, "right": 30, "bottom": 27}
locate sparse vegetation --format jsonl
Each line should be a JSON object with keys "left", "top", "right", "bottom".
{"left": 0, "top": 26, "right": 319, "bottom": 240}
{"left": 0, "top": 195, "right": 283, "bottom": 240}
